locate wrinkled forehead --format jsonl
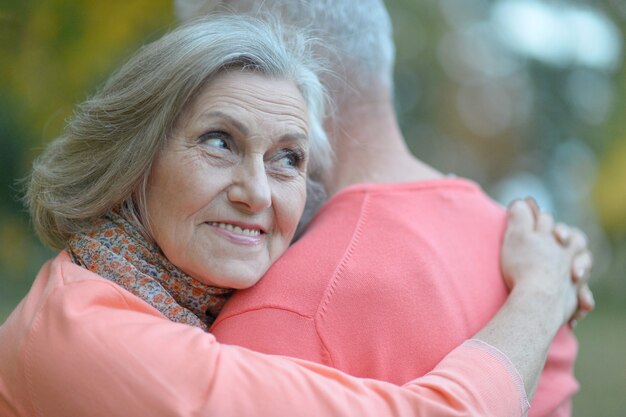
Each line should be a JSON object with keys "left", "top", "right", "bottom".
{"left": 179, "top": 71, "right": 310, "bottom": 135}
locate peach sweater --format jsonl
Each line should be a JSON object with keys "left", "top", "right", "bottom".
{"left": 0, "top": 251, "right": 528, "bottom": 416}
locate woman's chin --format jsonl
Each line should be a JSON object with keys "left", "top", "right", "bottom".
{"left": 193, "top": 269, "right": 267, "bottom": 290}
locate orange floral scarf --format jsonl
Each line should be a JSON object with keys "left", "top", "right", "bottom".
{"left": 67, "top": 211, "right": 233, "bottom": 330}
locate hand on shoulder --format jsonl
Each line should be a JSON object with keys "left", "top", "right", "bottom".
{"left": 501, "top": 198, "right": 594, "bottom": 327}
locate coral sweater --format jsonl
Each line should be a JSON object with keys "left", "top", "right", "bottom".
{"left": 0, "top": 251, "right": 529, "bottom": 416}
{"left": 212, "top": 178, "right": 578, "bottom": 416}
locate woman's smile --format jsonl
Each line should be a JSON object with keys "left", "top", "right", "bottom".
{"left": 206, "top": 221, "right": 265, "bottom": 245}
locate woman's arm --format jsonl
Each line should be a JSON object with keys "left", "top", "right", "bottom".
{"left": 16, "top": 271, "right": 525, "bottom": 417}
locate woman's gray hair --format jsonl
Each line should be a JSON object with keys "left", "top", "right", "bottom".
{"left": 26, "top": 14, "right": 331, "bottom": 249}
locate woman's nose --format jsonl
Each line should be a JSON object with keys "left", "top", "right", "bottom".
{"left": 227, "top": 156, "right": 271, "bottom": 212}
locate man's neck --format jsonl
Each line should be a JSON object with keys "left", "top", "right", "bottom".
{"left": 322, "top": 100, "right": 443, "bottom": 196}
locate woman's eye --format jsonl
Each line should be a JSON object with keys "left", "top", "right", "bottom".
{"left": 275, "top": 149, "right": 304, "bottom": 169}
{"left": 198, "top": 131, "right": 230, "bottom": 150}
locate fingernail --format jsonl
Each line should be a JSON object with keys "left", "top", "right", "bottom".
{"left": 576, "top": 267, "right": 586, "bottom": 281}
{"left": 569, "top": 319, "right": 578, "bottom": 329}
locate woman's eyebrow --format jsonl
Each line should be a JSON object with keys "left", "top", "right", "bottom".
{"left": 201, "top": 111, "right": 248, "bottom": 135}
{"left": 279, "top": 133, "right": 308, "bottom": 144}
{"left": 201, "top": 111, "right": 308, "bottom": 143}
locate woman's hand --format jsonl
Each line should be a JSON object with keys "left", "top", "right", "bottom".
{"left": 552, "top": 219, "right": 595, "bottom": 327}
{"left": 474, "top": 199, "right": 594, "bottom": 399}
{"left": 501, "top": 198, "right": 594, "bottom": 328}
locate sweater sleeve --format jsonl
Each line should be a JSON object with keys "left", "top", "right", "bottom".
{"left": 22, "top": 278, "right": 528, "bottom": 417}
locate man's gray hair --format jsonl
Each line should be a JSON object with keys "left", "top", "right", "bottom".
{"left": 175, "top": 0, "right": 396, "bottom": 102}
{"left": 26, "top": 15, "right": 330, "bottom": 249}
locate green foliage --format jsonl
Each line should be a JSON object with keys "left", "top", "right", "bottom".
{"left": 573, "top": 303, "right": 626, "bottom": 416}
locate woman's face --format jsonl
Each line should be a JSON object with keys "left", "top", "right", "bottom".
{"left": 146, "top": 71, "right": 310, "bottom": 289}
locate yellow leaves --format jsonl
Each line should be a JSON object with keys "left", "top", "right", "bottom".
{"left": 3, "top": 0, "right": 174, "bottom": 145}
{"left": 594, "top": 138, "right": 626, "bottom": 234}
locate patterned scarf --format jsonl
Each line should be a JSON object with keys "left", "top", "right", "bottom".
{"left": 67, "top": 211, "right": 234, "bottom": 330}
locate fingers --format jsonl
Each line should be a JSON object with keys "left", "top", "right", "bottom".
{"left": 578, "top": 284, "right": 595, "bottom": 312}
{"left": 506, "top": 199, "right": 535, "bottom": 231}
{"left": 569, "top": 252, "right": 594, "bottom": 328}
{"left": 506, "top": 196, "right": 596, "bottom": 330}
{"left": 571, "top": 249, "right": 592, "bottom": 283}
{"left": 553, "top": 222, "right": 571, "bottom": 245}
{"left": 569, "top": 284, "right": 595, "bottom": 328}
{"left": 552, "top": 222, "right": 588, "bottom": 252}
{"left": 517, "top": 198, "right": 595, "bottom": 330}
{"left": 519, "top": 196, "right": 554, "bottom": 233}
{"left": 524, "top": 197, "right": 540, "bottom": 221}
{"left": 536, "top": 211, "right": 555, "bottom": 233}
{"left": 568, "top": 228, "right": 588, "bottom": 253}
{"left": 551, "top": 223, "right": 590, "bottom": 277}
{"left": 568, "top": 250, "right": 594, "bottom": 329}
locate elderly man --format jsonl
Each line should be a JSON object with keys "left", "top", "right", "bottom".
{"left": 177, "top": 1, "right": 589, "bottom": 415}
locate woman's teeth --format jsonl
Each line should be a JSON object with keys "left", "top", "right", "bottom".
{"left": 208, "top": 222, "right": 261, "bottom": 236}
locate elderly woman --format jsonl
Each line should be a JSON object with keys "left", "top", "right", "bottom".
{"left": 0, "top": 15, "right": 590, "bottom": 417}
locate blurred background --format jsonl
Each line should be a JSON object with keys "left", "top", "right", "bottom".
{"left": 0, "top": 0, "right": 624, "bottom": 414}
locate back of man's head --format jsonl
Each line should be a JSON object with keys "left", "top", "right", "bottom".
{"left": 175, "top": 0, "right": 395, "bottom": 105}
